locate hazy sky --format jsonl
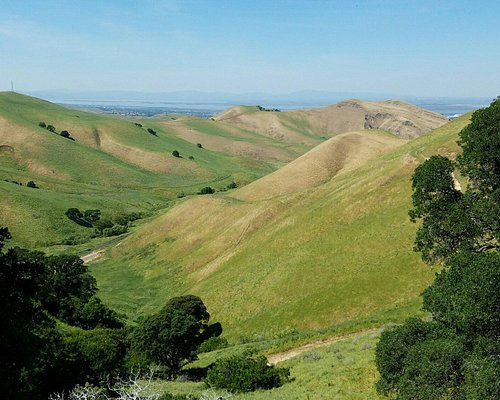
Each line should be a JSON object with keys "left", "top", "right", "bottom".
{"left": 1, "top": 0, "right": 499, "bottom": 97}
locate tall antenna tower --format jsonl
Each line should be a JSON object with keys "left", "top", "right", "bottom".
{"left": 11, "top": 80, "right": 14, "bottom": 92}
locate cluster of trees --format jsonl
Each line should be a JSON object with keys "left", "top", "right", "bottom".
{"left": 375, "top": 97, "right": 500, "bottom": 399}
{"left": 64, "top": 208, "right": 142, "bottom": 241}
{"left": 0, "top": 228, "right": 223, "bottom": 399}
{"left": 38, "top": 122, "right": 74, "bottom": 140}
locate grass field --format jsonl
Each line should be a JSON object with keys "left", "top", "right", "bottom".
{"left": 91, "top": 113, "right": 470, "bottom": 339}
{"left": 145, "top": 329, "right": 388, "bottom": 399}
{"left": 0, "top": 92, "right": 298, "bottom": 248}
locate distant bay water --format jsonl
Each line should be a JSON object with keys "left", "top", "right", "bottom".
{"left": 49, "top": 96, "right": 493, "bottom": 119}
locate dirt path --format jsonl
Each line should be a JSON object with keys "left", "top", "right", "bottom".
{"left": 79, "top": 235, "right": 127, "bottom": 264}
{"left": 266, "top": 328, "right": 381, "bottom": 365}
{"left": 81, "top": 249, "right": 106, "bottom": 263}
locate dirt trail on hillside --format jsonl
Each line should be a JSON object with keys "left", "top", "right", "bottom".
{"left": 266, "top": 328, "right": 381, "bottom": 365}
{"left": 81, "top": 250, "right": 105, "bottom": 263}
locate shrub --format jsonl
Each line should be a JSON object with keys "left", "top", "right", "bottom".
{"left": 26, "top": 180, "right": 38, "bottom": 188}
{"left": 38, "top": 121, "right": 46, "bottom": 128}
{"left": 227, "top": 181, "right": 237, "bottom": 189}
{"left": 188, "top": 155, "right": 194, "bottom": 160}
{"left": 196, "top": 143, "right": 203, "bottom": 148}
{"left": 172, "top": 150, "right": 180, "bottom": 158}
{"left": 74, "top": 296, "right": 124, "bottom": 330}
{"left": 198, "top": 186, "right": 215, "bottom": 195}
{"left": 60, "top": 130, "right": 75, "bottom": 140}
{"left": 102, "top": 225, "right": 127, "bottom": 237}
{"left": 205, "top": 355, "right": 290, "bottom": 392}
{"left": 147, "top": 128, "right": 157, "bottom": 136}
{"left": 134, "top": 122, "right": 143, "bottom": 127}
{"left": 46, "top": 124, "right": 56, "bottom": 132}
{"left": 198, "top": 337, "right": 228, "bottom": 353}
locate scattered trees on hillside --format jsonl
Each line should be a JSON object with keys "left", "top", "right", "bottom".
{"left": 375, "top": 97, "right": 500, "bottom": 399}
{"left": 38, "top": 121, "right": 46, "bottom": 128}
{"left": 64, "top": 208, "right": 142, "bottom": 239}
{"left": 172, "top": 150, "right": 180, "bottom": 158}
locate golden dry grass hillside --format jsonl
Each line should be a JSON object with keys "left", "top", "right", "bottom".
{"left": 214, "top": 100, "right": 448, "bottom": 142}
{"left": 92, "top": 115, "right": 470, "bottom": 338}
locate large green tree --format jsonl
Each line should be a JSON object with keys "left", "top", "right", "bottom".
{"left": 376, "top": 97, "right": 500, "bottom": 399}
{"left": 131, "top": 295, "right": 210, "bottom": 374}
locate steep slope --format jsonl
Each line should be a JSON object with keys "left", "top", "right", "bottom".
{"left": 92, "top": 115, "right": 470, "bottom": 338}
{"left": 214, "top": 100, "right": 448, "bottom": 142}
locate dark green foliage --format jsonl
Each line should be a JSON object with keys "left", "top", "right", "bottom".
{"left": 172, "top": 150, "right": 180, "bottom": 157}
{"left": 131, "top": 295, "right": 210, "bottom": 374}
{"left": 84, "top": 209, "right": 101, "bottom": 224}
{"left": 46, "top": 124, "right": 56, "bottom": 132}
{"left": 112, "top": 211, "right": 142, "bottom": 227}
{"left": 26, "top": 180, "right": 38, "bottom": 188}
{"left": 0, "top": 228, "right": 127, "bottom": 399}
{"left": 398, "top": 337, "right": 465, "bottom": 400}
{"left": 74, "top": 296, "right": 124, "bottom": 329}
{"left": 205, "top": 355, "right": 290, "bottom": 392}
{"left": 198, "top": 336, "right": 228, "bottom": 353}
{"left": 63, "top": 328, "right": 128, "bottom": 386}
{"left": 457, "top": 96, "right": 500, "bottom": 193}
{"left": 134, "top": 122, "right": 143, "bottom": 127}
{"left": 461, "top": 338, "right": 500, "bottom": 399}
{"left": 102, "top": 224, "right": 128, "bottom": 237}
{"left": 38, "top": 254, "right": 97, "bottom": 323}
{"left": 422, "top": 251, "right": 500, "bottom": 338}
{"left": 188, "top": 155, "right": 194, "bottom": 160}
{"left": 375, "top": 318, "right": 438, "bottom": 396}
{"left": 93, "top": 217, "right": 114, "bottom": 233}
{"left": 196, "top": 143, "right": 203, "bottom": 148}
{"left": 227, "top": 181, "right": 238, "bottom": 189}
{"left": 199, "top": 186, "right": 215, "bottom": 195}
{"left": 60, "top": 130, "right": 75, "bottom": 141}
{"left": 376, "top": 97, "right": 500, "bottom": 398}
{"left": 65, "top": 207, "right": 93, "bottom": 227}
{"left": 38, "top": 121, "right": 46, "bottom": 128}
{"left": 409, "top": 97, "right": 500, "bottom": 263}
{"left": 147, "top": 128, "right": 157, "bottom": 136}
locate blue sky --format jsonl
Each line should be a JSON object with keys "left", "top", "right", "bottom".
{"left": 0, "top": 0, "right": 499, "bottom": 96}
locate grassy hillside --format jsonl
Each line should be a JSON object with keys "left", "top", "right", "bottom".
{"left": 0, "top": 92, "right": 280, "bottom": 247}
{"left": 214, "top": 100, "right": 449, "bottom": 141}
{"left": 91, "top": 114, "right": 470, "bottom": 338}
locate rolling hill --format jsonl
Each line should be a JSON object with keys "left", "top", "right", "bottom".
{"left": 214, "top": 99, "right": 448, "bottom": 142}
{"left": 90, "top": 113, "right": 470, "bottom": 338}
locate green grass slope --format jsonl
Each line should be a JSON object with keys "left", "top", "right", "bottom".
{"left": 91, "top": 115, "right": 470, "bottom": 338}
{"left": 0, "top": 92, "right": 280, "bottom": 247}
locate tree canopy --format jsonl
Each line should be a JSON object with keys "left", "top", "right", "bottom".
{"left": 375, "top": 97, "right": 500, "bottom": 399}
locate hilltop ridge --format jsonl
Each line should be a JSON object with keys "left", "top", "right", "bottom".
{"left": 215, "top": 99, "right": 448, "bottom": 141}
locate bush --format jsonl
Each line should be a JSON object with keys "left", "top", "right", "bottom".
{"left": 172, "top": 150, "right": 180, "bottom": 158}
{"left": 147, "top": 128, "right": 157, "bottom": 136}
{"left": 38, "top": 121, "right": 46, "bottom": 128}
{"left": 198, "top": 336, "right": 228, "bottom": 353}
{"left": 205, "top": 355, "right": 290, "bottom": 392}
{"left": 134, "top": 122, "right": 143, "bottom": 127}
{"left": 196, "top": 143, "right": 203, "bottom": 148}
{"left": 227, "top": 181, "right": 237, "bottom": 189}
{"left": 198, "top": 186, "right": 215, "bottom": 195}
{"left": 188, "top": 155, "right": 194, "bottom": 160}
{"left": 102, "top": 225, "right": 127, "bottom": 237}
{"left": 60, "top": 130, "right": 75, "bottom": 141}
{"left": 26, "top": 180, "right": 38, "bottom": 188}
{"left": 74, "top": 296, "right": 124, "bottom": 330}
{"left": 46, "top": 124, "right": 56, "bottom": 132}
